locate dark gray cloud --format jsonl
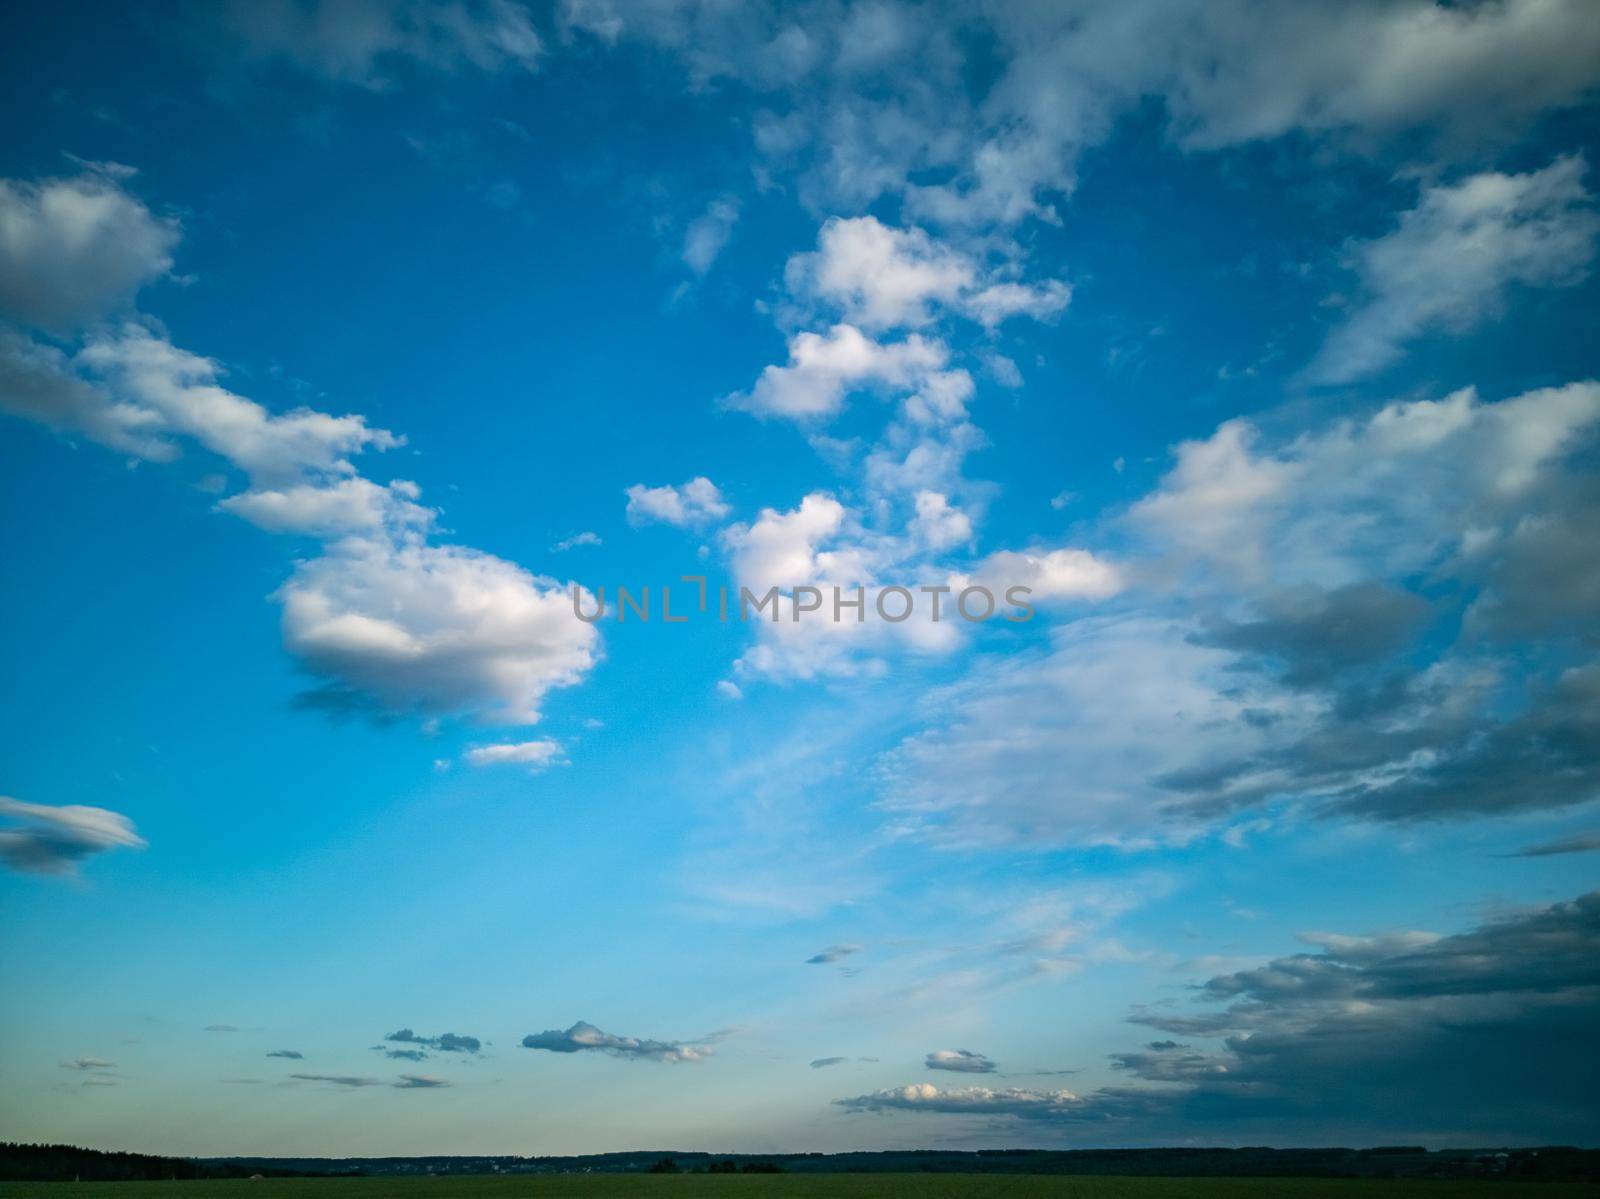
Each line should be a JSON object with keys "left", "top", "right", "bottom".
{"left": 265, "top": 1049, "right": 303, "bottom": 1059}
{"left": 1507, "top": 831, "right": 1600, "bottom": 857}
{"left": 1197, "top": 583, "right": 1430, "bottom": 689}
{"left": 382, "top": 1048, "right": 428, "bottom": 1062}
{"left": 806, "top": 944, "right": 863, "bottom": 965}
{"left": 1323, "top": 662, "right": 1600, "bottom": 823}
{"left": 840, "top": 891, "right": 1600, "bottom": 1143}
{"left": 520, "top": 1021, "right": 712, "bottom": 1063}
{"left": 384, "top": 1028, "right": 481, "bottom": 1054}
{"left": 925, "top": 1049, "right": 996, "bottom": 1074}
{"left": 0, "top": 796, "right": 145, "bottom": 876}
{"left": 810, "top": 1057, "right": 848, "bottom": 1069}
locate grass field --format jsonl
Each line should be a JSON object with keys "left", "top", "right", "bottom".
{"left": 3, "top": 1176, "right": 1595, "bottom": 1199}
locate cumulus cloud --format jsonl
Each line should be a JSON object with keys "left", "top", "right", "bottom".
{"left": 0, "top": 170, "right": 178, "bottom": 331}
{"left": 624, "top": 476, "right": 730, "bottom": 527}
{"left": 277, "top": 539, "right": 598, "bottom": 725}
{"left": 784, "top": 215, "right": 1068, "bottom": 331}
{"left": 806, "top": 944, "right": 862, "bottom": 965}
{"left": 218, "top": 477, "right": 432, "bottom": 537}
{"left": 926, "top": 1049, "right": 996, "bottom": 1074}
{"left": 1310, "top": 157, "right": 1600, "bottom": 383}
{"left": 908, "top": 491, "right": 972, "bottom": 551}
{"left": 0, "top": 797, "right": 146, "bottom": 877}
{"left": 520, "top": 1020, "right": 712, "bottom": 1063}
{"left": 551, "top": 531, "right": 601, "bottom": 551}
{"left": 726, "top": 324, "right": 947, "bottom": 422}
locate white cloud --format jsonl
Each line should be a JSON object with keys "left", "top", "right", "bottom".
{"left": 277, "top": 538, "right": 599, "bottom": 725}
{"left": 682, "top": 195, "right": 740, "bottom": 275}
{"left": 1132, "top": 381, "right": 1600, "bottom": 592}
{"left": 579, "top": 1, "right": 1600, "bottom": 231}
{"left": 969, "top": 547, "right": 1123, "bottom": 604}
{"left": 464, "top": 738, "right": 562, "bottom": 769}
{"left": 0, "top": 796, "right": 146, "bottom": 877}
{"left": 624, "top": 476, "right": 730, "bottom": 527}
{"left": 0, "top": 170, "right": 178, "bottom": 331}
{"left": 722, "top": 492, "right": 850, "bottom": 594}
{"left": 962, "top": 280, "right": 1071, "bottom": 329}
{"left": 727, "top": 323, "right": 947, "bottom": 422}
{"left": 1154, "top": 0, "right": 1600, "bottom": 151}
{"left": 0, "top": 327, "right": 172, "bottom": 459}
{"left": 908, "top": 490, "right": 972, "bottom": 551}
{"left": 0, "top": 165, "right": 607, "bottom": 736}
{"left": 1310, "top": 156, "right": 1600, "bottom": 383}
{"left": 551, "top": 530, "right": 602, "bottom": 551}
{"left": 218, "top": 477, "right": 432, "bottom": 536}
{"left": 77, "top": 326, "right": 403, "bottom": 485}
{"left": 784, "top": 215, "right": 1068, "bottom": 330}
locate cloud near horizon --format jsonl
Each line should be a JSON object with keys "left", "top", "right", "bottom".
{"left": 520, "top": 1021, "right": 713, "bottom": 1064}
{"left": 840, "top": 890, "right": 1600, "bottom": 1143}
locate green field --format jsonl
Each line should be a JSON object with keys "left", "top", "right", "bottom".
{"left": 3, "top": 1177, "right": 1595, "bottom": 1199}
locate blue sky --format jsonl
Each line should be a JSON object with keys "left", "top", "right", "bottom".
{"left": 2, "top": 0, "right": 1599, "bottom": 1158}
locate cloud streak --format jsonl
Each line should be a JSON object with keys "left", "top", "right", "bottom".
{"left": 520, "top": 1021, "right": 712, "bottom": 1063}
{"left": 0, "top": 796, "right": 145, "bottom": 877}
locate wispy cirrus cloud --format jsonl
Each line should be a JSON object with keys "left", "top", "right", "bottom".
{"left": 1309, "top": 157, "right": 1599, "bottom": 384}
